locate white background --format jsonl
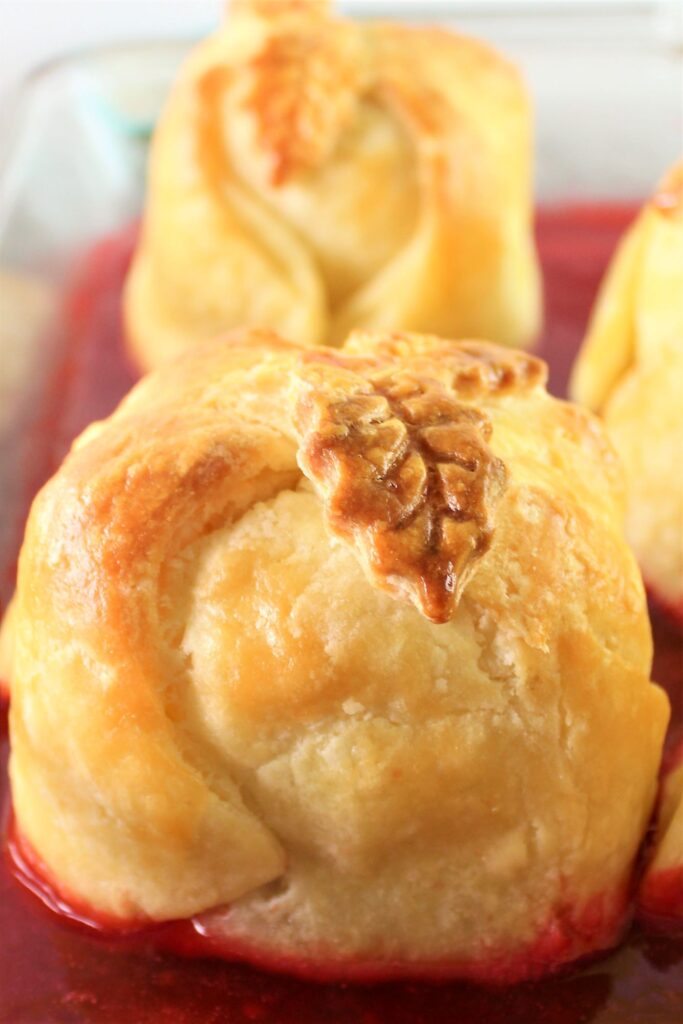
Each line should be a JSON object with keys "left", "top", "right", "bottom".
{"left": 0, "top": 0, "right": 680, "bottom": 201}
{"left": 1, "top": 1, "right": 680, "bottom": 103}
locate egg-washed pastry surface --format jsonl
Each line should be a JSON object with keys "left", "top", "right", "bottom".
{"left": 8, "top": 329, "right": 668, "bottom": 981}
{"left": 124, "top": 0, "right": 541, "bottom": 371}
{"left": 571, "top": 162, "right": 683, "bottom": 622}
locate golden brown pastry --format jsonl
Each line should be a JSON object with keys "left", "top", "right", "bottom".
{"left": 8, "top": 328, "right": 667, "bottom": 981}
{"left": 0, "top": 594, "right": 16, "bottom": 697}
{"left": 570, "top": 163, "right": 683, "bottom": 623}
{"left": 124, "top": 0, "right": 541, "bottom": 371}
{"left": 638, "top": 743, "right": 683, "bottom": 923}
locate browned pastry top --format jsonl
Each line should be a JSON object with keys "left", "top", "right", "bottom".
{"left": 124, "top": 0, "right": 541, "bottom": 368}
{"left": 292, "top": 350, "right": 517, "bottom": 622}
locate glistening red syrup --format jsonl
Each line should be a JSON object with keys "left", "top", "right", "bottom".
{"left": 7, "top": 816, "right": 151, "bottom": 936}
{"left": 1, "top": 207, "right": 682, "bottom": 1022}
{"left": 5, "top": 813, "right": 632, "bottom": 984}
{"left": 639, "top": 868, "right": 683, "bottom": 927}
{"left": 160, "top": 889, "right": 631, "bottom": 985}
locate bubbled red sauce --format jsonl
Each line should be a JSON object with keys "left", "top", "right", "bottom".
{"left": 1, "top": 207, "right": 682, "bottom": 1022}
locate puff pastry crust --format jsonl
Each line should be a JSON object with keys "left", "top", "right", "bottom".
{"left": 571, "top": 163, "right": 683, "bottom": 621}
{"left": 8, "top": 329, "right": 668, "bottom": 979}
{"left": 124, "top": 0, "right": 541, "bottom": 370}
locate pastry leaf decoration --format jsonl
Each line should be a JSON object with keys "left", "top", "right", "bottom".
{"left": 345, "top": 332, "right": 547, "bottom": 399}
{"left": 291, "top": 352, "right": 509, "bottom": 623}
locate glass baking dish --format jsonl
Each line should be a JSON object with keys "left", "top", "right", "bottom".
{"left": 1, "top": 2, "right": 681, "bottom": 603}
{"left": 0, "top": 4, "right": 681, "bottom": 1022}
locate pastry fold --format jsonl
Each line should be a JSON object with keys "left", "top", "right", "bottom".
{"left": 124, "top": 0, "right": 541, "bottom": 370}
{"left": 8, "top": 329, "right": 668, "bottom": 979}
